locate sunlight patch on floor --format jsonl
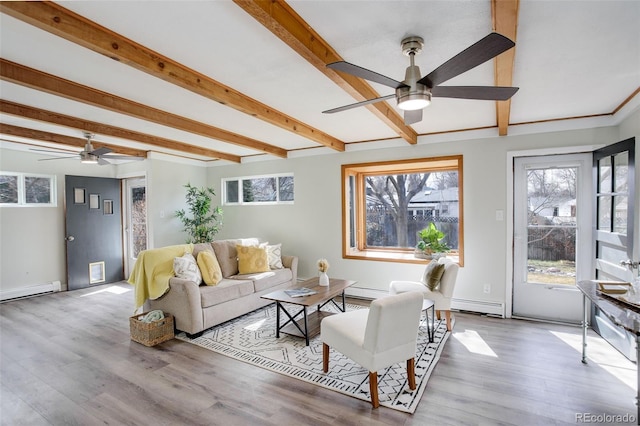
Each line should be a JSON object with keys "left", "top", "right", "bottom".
{"left": 245, "top": 318, "right": 268, "bottom": 331}
{"left": 79, "top": 285, "right": 132, "bottom": 297}
{"left": 452, "top": 329, "right": 498, "bottom": 357}
{"left": 550, "top": 330, "right": 636, "bottom": 391}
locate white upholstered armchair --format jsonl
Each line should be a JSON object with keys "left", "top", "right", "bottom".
{"left": 389, "top": 257, "right": 460, "bottom": 331}
{"left": 321, "top": 291, "right": 423, "bottom": 408}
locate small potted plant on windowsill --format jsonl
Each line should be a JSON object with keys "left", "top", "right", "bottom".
{"left": 415, "top": 222, "right": 450, "bottom": 260}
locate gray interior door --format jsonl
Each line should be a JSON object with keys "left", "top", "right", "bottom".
{"left": 65, "top": 175, "right": 124, "bottom": 290}
{"left": 592, "top": 137, "right": 636, "bottom": 360}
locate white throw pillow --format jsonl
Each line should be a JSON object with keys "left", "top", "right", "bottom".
{"left": 266, "top": 243, "right": 283, "bottom": 269}
{"left": 174, "top": 252, "right": 202, "bottom": 284}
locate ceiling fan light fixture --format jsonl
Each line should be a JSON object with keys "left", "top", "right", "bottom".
{"left": 80, "top": 152, "right": 98, "bottom": 164}
{"left": 396, "top": 85, "right": 431, "bottom": 110}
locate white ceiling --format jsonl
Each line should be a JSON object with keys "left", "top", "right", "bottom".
{"left": 0, "top": 1, "right": 639, "bottom": 165}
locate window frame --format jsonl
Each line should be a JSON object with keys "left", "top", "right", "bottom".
{"left": 342, "top": 155, "right": 463, "bottom": 265}
{"left": 0, "top": 172, "right": 57, "bottom": 207}
{"left": 222, "top": 173, "right": 294, "bottom": 206}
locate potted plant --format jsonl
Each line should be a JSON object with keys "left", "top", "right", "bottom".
{"left": 415, "top": 222, "right": 450, "bottom": 259}
{"left": 175, "top": 183, "right": 223, "bottom": 243}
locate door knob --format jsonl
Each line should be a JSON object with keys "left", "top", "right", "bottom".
{"left": 620, "top": 259, "right": 639, "bottom": 269}
{"left": 65, "top": 236, "right": 75, "bottom": 242}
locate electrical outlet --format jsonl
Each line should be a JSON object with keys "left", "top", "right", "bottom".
{"left": 483, "top": 284, "right": 491, "bottom": 294}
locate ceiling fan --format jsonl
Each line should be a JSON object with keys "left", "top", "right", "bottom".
{"left": 32, "top": 132, "right": 144, "bottom": 165}
{"left": 323, "top": 32, "right": 519, "bottom": 125}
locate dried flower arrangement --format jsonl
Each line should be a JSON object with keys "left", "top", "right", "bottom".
{"left": 317, "top": 258, "right": 330, "bottom": 273}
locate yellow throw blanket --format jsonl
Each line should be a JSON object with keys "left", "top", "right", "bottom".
{"left": 128, "top": 244, "right": 193, "bottom": 309}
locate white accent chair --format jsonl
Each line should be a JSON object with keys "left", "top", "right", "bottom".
{"left": 321, "top": 292, "right": 423, "bottom": 408}
{"left": 389, "top": 257, "right": 460, "bottom": 331}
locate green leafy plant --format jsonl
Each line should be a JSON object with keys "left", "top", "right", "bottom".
{"left": 416, "top": 222, "right": 450, "bottom": 254}
{"left": 175, "top": 183, "right": 223, "bottom": 243}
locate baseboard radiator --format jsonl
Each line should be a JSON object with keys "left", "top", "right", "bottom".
{"left": 0, "top": 281, "right": 62, "bottom": 302}
{"left": 345, "top": 287, "right": 505, "bottom": 318}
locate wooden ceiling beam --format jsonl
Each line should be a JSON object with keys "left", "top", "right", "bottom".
{"left": 0, "top": 59, "right": 287, "bottom": 158}
{"left": 234, "top": 0, "right": 418, "bottom": 145}
{"left": 492, "top": 0, "right": 519, "bottom": 136}
{"left": 0, "top": 100, "right": 241, "bottom": 163}
{"left": 0, "top": 1, "right": 344, "bottom": 151}
{"left": 0, "top": 123, "right": 147, "bottom": 157}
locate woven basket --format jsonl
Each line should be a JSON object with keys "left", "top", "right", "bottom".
{"left": 130, "top": 311, "right": 174, "bottom": 347}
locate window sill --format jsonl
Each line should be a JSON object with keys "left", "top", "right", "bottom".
{"left": 344, "top": 248, "right": 460, "bottom": 265}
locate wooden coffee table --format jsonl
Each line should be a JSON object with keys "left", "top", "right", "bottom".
{"left": 261, "top": 277, "right": 356, "bottom": 345}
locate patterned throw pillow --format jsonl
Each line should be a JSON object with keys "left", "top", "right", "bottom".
{"left": 174, "top": 252, "right": 202, "bottom": 284}
{"left": 422, "top": 261, "right": 445, "bottom": 291}
{"left": 197, "top": 250, "right": 222, "bottom": 286}
{"left": 266, "top": 243, "right": 283, "bottom": 269}
{"left": 236, "top": 245, "right": 270, "bottom": 274}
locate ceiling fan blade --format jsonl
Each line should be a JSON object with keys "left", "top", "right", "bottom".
{"left": 98, "top": 157, "right": 111, "bottom": 166}
{"left": 90, "top": 147, "right": 112, "bottom": 156}
{"left": 30, "top": 148, "right": 77, "bottom": 154}
{"left": 103, "top": 155, "right": 145, "bottom": 161}
{"left": 328, "top": 61, "right": 407, "bottom": 89}
{"left": 419, "top": 33, "right": 515, "bottom": 88}
{"left": 404, "top": 109, "right": 422, "bottom": 125}
{"left": 323, "top": 94, "right": 396, "bottom": 114}
{"left": 37, "top": 156, "right": 76, "bottom": 161}
{"left": 432, "top": 86, "right": 519, "bottom": 100}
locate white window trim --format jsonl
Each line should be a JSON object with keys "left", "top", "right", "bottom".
{"left": 222, "top": 173, "right": 294, "bottom": 206}
{"left": 0, "top": 172, "right": 57, "bottom": 207}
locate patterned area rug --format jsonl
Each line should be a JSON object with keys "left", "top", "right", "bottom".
{"left": 176, "top": 302, "right": 450, "bottom": 413}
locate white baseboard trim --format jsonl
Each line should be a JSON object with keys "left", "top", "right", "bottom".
{"left": 345, "top": 287, "right": 505, "bottom": 317}
{"left": 0, "top": 281, "right": 61, "bottom": 301}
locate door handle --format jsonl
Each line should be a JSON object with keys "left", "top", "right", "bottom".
{"left": 620, "top": 260, "right": 639, "bottom": 270}
{"left": 65, "top": 236, "right": 75, "bottom": 242}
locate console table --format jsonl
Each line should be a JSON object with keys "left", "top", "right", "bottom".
{"left": 577, "top": 280, "right": 639, "bottom": 421}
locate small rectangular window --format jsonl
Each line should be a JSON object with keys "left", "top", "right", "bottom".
{"left": 223, "top": 173, "right": 294, "bottom": 205}
{"left": 0, "top": 172, "right": 56, "bottom": 207}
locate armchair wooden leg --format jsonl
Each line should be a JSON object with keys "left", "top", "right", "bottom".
{"left": 322, "top": 343, "right": 329, "bottom": 373}
{"left": 445, "top": 310, "right": 452, "bottom": 331}
{"left": 369, "top": 372, "right": 379, "bottom": 408}
{"left": 407, "top": 358, "right": 416, "bottom": 390}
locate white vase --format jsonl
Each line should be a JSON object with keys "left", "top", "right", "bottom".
{"left": 319, "top": 272, "right": 329, "bottom": 287}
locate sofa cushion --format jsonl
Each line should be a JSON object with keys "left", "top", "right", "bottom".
{"left": 197, "top": 250, "right": 222, "bottom": 286}
{"left": 212, "top": 240, "right": 240, "bottom": 277}
{"left": 237, "top": 245, "right": 270, "bottom": 274}
{"left": 173, "top": 253, "right": 202, "bottom": 284}
{"left": 250, "top": 268, "right": 294, "bottom": 292}
{"left": 200, "top": 278, "right": 254, "bottom": 308}
{"left": 192, "top": 242, "right": 214, "bottom": 260}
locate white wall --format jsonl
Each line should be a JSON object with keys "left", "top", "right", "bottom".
{"left": 0, "top": 150, "right": 206, "bottom": 293}
{"left": 0, "top": 149, "right": 115, "bottom": 292}
{"left": 1, "top": 111, "right": 637, "bottom": 308}
{"left": 206, "top": 124, "right": 630, "bottom": 310}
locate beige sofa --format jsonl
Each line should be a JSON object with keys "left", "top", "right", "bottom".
{"left": 145, "top": 239, "right": 298, "bottom": 337}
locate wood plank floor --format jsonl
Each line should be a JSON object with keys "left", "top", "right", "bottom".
{"left": 0, "top": 282, "right": 636, "bottom": 425}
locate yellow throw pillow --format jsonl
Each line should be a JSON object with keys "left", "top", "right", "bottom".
{"left": 197, "top": 250, "right": 222, "bottom": 285}
{"left": 237, "top": 245, "right": 270, "bottom": 274}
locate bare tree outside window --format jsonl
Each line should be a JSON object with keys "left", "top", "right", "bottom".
{"left": 343, "top": 156, "right": 463, "bottom": 264}
{"left": 0, "top": 175, "right": 18, "bottom": 204}
{"left": 25, "top": 176, "right": 51, "bottom": 203}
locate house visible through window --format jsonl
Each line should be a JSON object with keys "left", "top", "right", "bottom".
{"left": 342, "top": 156, "right": 463, "bottom": 264}
{"left": 223, "top": 173, "right": 294, "bottom": 205}
{"left": 0, "top": 172, "right": 56, "bottom": 207}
